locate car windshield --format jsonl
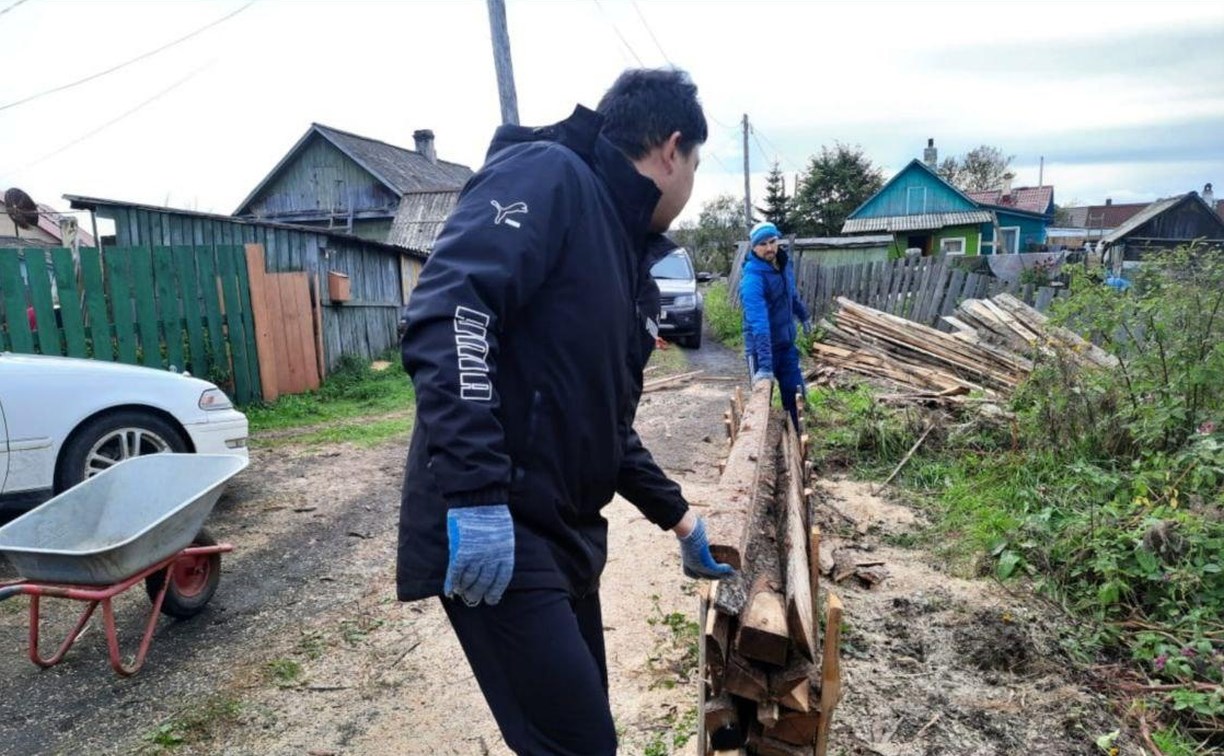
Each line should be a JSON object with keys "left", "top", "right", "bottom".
{"left": 650, "top": 251, "right": 693, "bottom": 280}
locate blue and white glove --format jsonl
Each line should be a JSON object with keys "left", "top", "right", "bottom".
{"left": 445, "top": 504, "right": 515, "bottom": 606}
{"left": 802, "top": 319, "right": 813, "bottom": 336}
{"left": 679, "top": 516, "right": 736, "bottom": 580}
{"left": 752, "top": 370, "right": 773, "bottom": 386}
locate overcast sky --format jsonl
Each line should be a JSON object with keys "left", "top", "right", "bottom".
{"left": 1, "top": 0, "right": 1222, "bottom": 230}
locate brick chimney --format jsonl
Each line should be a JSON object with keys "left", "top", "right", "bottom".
{"left": 1001, "top": 172, "right": 1014, "bottom": 196}
{"left": 1105, "top": 198, "right": 1113, "bottom": 206}
{"left": 923, "top": 138, "right": 937, "bottom": 168}
{"left": 413, "top": 129, "right": 436, "bottom": 164}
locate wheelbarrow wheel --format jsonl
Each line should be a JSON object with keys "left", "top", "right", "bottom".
{"left": 145, "top": 530, "right": 222, "bottom": 619}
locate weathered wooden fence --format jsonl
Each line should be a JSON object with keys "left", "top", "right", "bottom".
{"left": 0, "top": 246, "right": 261, "bottom": 403}
{"left": 795, "top": 256, "right": 1069, "bottom": 329}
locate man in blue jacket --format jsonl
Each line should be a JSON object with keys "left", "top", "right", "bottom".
{"left": 740, "top": 221, "right": 811, "bottom": 429}
{"left": 398, "top": 68, "right": 734, "bottom": 755}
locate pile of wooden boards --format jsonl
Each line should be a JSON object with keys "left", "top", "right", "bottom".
{"left": 810, "top": 293, "right": 1115, "bottom": 400}
{"left": 702, "top": 383, "right": 843, "bottom": 756}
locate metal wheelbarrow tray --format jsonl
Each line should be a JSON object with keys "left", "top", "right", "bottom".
{"left": 0, "top": 454, "right": 247, "bottom": 675}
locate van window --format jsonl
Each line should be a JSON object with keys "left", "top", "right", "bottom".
{"left": 650, "top": 250, "right": 693, "bottom": 280}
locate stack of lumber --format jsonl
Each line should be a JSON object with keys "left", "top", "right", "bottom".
{"left": 810, "top": 294, "right": 1114, "bottom": 400}
{"left": 704, "top": 383, "right": 844, "bottom": 755}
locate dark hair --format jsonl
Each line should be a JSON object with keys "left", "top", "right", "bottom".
{"left": 596, "top": 68, "right": 708, "bottom": 160}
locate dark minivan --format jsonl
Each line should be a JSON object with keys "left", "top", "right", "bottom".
{"left": 651, "top": 247, "right": 703, "bottom": 349}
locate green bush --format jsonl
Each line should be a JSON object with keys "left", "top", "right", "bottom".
{"left": 703, "top": 281, "right": 742, "bottom": 349}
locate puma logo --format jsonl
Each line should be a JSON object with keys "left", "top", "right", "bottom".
{"left": 490, "top": 200, "right": 529, "bottom": 228}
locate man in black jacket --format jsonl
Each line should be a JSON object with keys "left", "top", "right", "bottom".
{"left": 398, "top": 68, "right": 734, "bottom": 755}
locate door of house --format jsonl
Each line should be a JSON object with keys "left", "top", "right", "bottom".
{"left": 905, "top": 234, "right": 931, "bottom": 256}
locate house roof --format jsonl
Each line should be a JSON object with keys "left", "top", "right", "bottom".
{"left": 843, "top": 211, "right": 994, "bottom": 234}
{"left": 1102, "top": 192, "right": 1224, "bottom": 245}
{"left": 386, "top": 190, "right": 461, "bottom": 253}
{"left": 792, "top": 234, "right": 893, "bottom": 249}
{"left": 1064, "top": 202, "right": 1148, "bottom": 230}
{"left": 233, "top": 123, "right": 474, "bottom": 216}
{"left": 847, "top": 159, "right": 984, "bottom": 221}
{"left": 66, "top": 194, "right": 424, "bottom": 259}
{"left": 34, "top": 203, "right": 95, "bottom": 246}
{"left": 965, "top": 186, "right": 1053, "bottom": 215}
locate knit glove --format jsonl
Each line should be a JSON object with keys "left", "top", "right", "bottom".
{"left": 801, "top": 319, "right": 812, "bottom": 336}
{"left": 679, "top": 516, "right": 736, "bottom": 579}
{"left": 445, "top": 504, "right": 515, "bottom": 606}
{"left": 752, "top": 370, "right": 773, "bottom": 386}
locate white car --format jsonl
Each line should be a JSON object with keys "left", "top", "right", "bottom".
{"left": 0, "top": 353, "right": 249, "bottom": 513}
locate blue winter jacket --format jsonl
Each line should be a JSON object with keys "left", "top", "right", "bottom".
{"left": 397, "top": 106, "right": 689, "bottom": 602}
{"left": 739, "top": 248, "right": 810, "bottom": 374}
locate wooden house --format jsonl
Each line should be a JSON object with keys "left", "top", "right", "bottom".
{"left": 1100, "top": 191, "right": 1224, "bottom": 271}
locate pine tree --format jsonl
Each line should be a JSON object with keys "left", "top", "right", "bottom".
{"left": 757, "top": 161, "right": 792, "bottom": 234}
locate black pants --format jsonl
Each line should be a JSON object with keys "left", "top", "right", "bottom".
{"left": 441, "top": 589, "right": 618, "bottom": 755}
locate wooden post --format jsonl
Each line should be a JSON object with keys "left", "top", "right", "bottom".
{"left": 708, "top": 381, "right": 774, "bottom": 571}
{"left": 814, "top": 592, "right": 844, "bottom": 756}
{"left": 485, "top": 0, "right": 519, "bottom": 125}
{"left": 312, "top": 271, "right": 327, "bottom": 381}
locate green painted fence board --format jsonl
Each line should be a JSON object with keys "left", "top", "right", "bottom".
{"left": 129, "top": 247, "right": 160, "bottom": 368}
{"left": 25, "top": 249, "right": 62, "bottom": 356}
{"left": 153, "top": 247, "right": 185, "bottom": 371}
{"left": 108, "top": 250, "right": 139, "bottom": 364}
{"left": 231, "top": 246, "right": 262, "bottom": 399}
{"left": 51, "top": 248, "right": 88, "bottom": 358}
{"left": 216, "top": 247, "right": 253, "bottom": 403}
{"left": 173, "top": 246, "right": 208, "bottom": 378}
{"left": 78, "top": 248, "right": 114, "bottom": 361}
{"left": 197, "top": 249, "right": 227, "bottom": 376}
{"left": 0, "top": 251, "right": 35, "bottom": 353}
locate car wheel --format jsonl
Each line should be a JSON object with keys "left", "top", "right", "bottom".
{"left": 54, "top": 410, "right": 189, "bottom": 492}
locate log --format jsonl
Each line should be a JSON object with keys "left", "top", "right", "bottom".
{"left": 782, "top": 425, "right": 816, "bottom": 661}
{"left": 757, "top": 700, "right": 780, "bottom": 729}
{"left": 704, "top": 693, "right": 741, "bottom": 741}
{"left": 723, "top": 652, "right": 769, "bottom": 702}
{"left": 736, "top": 581, "right": 790, "bottom": 667}
{"left": 770, "top": 660, "right": 813, "bottom": 713}
{"left": 707, "top": 382, "right": 774, "bottom": 572}
{"left": 748, "top": 728, "right": 811, "bottom": 756}
{"left": 642, "top": 369, "right": 704, "bottom": 392}
{"left": 809, "top": 526, "right": 821, "bottom": 668}
{"left": 814, "top": 592, "right": 844, "bottom": 756}
{"left": 705, "top": 599, "right": 731, "bottom": 689}
{"left": 764, "top": 709, "right": 821, "bottom": 747}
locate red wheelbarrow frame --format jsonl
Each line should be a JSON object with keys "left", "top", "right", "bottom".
{"left": 0, "top": 542, "right": 232, "bottom": 676}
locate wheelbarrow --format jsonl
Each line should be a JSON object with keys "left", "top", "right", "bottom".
{"left": 0, "top": 453, "right": 248, "bottom": 676}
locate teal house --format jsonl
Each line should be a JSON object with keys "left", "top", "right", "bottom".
{"left": 842, "top": 145, "right": 1052, "bottom": 257}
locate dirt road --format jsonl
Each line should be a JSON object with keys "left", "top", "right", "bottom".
{"left": 0, "top": 328, "right": 1130, "bottom": 755}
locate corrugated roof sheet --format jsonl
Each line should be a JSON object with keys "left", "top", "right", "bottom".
{"left": 1064, "top": 202, "right": 1147, "bottom": 230}
{"left": 965, "top": 186, "right": 1053, "bottom": 215}
{"left": 387, "top": 191, "right": 460, "bottom": 252}
{"left": 842, "top": 211, "right": 993, "bottom": 234}
{"left": 793, "top": 234, "right": 893, "bottom": 248}
{"left": 313, "top": 124, "right": 473, "bottom": 195}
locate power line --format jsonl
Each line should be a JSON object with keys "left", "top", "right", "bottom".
{"left": 630, "top": 0, "right": 672, "bottom": 66}
{"left": 0, "top": 0, "right": 255, "bottom": 113}
{"left": 591, "top": 0, "right": 644, "bottom": 66}
{"left": 21, "top": 63, "right": 213, "bottom": 171}
{"left": 0, "top": 0, "right": 31, "bottom": 19}
{"left": 752, "top": 124, "right": 806, "bottom": 174}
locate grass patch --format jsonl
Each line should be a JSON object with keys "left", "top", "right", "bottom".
{"left": 141, "top": 696, "right": 243, "bottom": 751}
{"left": 646, "top": 339, "right": 690, "bottom": 377}
{"left": 703, "top": 281, "right": 743, "bottom": 349}
{"left": 265, "top": 658, "right": 303, "bottom": 688}
{"left": 243, "top": 352, "right": 415, "bottom": 446}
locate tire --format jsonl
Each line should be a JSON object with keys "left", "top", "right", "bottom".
{"left": 54, "top": 409, "right": 189, "bottom": 492}
{"left": 145, "top": 529, "right": 222, "bottom": 619}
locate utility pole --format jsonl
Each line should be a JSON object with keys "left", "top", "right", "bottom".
{"left": 486, "top": 0, "right": 519, "bottom": 125}
{"left": 742, "top": 113, "right": 752, "bottom": 228}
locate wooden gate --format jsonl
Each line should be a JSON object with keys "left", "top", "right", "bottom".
{"left": 243, "top": 244, "right": 321, "bottom": 401}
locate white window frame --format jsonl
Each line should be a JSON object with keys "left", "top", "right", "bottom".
{"left": 997, "top": 226, "right": 1020, "bottom": 254}
{"left": 906, "top": 186, "right": 927, "bottom": 214}
{"left": 939, "top": 237, "right": 966, "bottom": 254}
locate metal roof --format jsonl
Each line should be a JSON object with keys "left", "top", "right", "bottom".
{"left": 233, "top": 123, "right": 473, "bottom": 216}
{"left": 966, "top": 186, "right": 1053, "bottom": 215}
{"left": 792, "top": 235, "right": 893, "bottom": 248}
{"left": 1101, "top": 193, "right": 1206, "bottom": 245}
{"left": 842, "top": 211, "right": 993, "bottom": 234}
{"left": 386, "top": 190, "right": 461, "bottom": 253}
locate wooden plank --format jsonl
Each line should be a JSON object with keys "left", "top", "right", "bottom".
{"left": 243, "top": 244, "right": 280, "bottom": 401}
{"left": 197, "top": 248, "right": 227, "bottom": 379}
{"left": 723, "top": 653, "right": 769, "bottom": 702}
{"left": 25, "top": 249, "right": 62, "bottom": 356}
{"left": 153, "top": 247, "right": 185, "bottom": 371}
{"left": 707, "top": 381, "right": 774, "bottom": 572}
{"left": 50, "top": 248, "right": 87, "bottom": 358}
{"left": 814, "top": 592, "right": 844, "bottom": 756}
{"left": 764, "top": 709, "right": 821, "bottom": 747}
{"left": 705, "top": 693, "right": 745, "bottom": 751}
{"left": 106, "top": 249, "right": 140, "bottom": 365}
{"left": 705, "top": 595, "right": 731, "bottom": 689}
{"left": 217, "top": 246, "right": 254, "bottom": 404}
{"left": 1034, "top": 286, "right": 1055, "bottom": 313}
{"left": 173, "top": 247, "right": 208, "bottom": 376}
{"left": 293, "top": 273, "right": 320, "bottom": 390}
{"left": 921, "top": 262, "right": 950, "bottom": 326}
{"left": 783, "top": 425, "right": 816, "bottom": 661}
{"left": 264, "top": 272, "right": 291, "bottom": 393}
{"left": 809, "top": 526, "right": 821, "bottom": 665}
{"left": 278, "top": 273, "right": 309, "bottom": 393}
{"left": 757, "top": 701, "right": 780, "bottom": 729}
{"left": 129, "top": 246, "right": 161, "bottom": 368}
{"left": 311, "top": 272, "right": 327, "bottom": 381}
{"left": 78, "top": 248, "right": 113, "bottom": 361}
{"left": 0, "top": 250, "right": 35, "bottom": 353}
{"left": 232, "top": 246, "right": 263, "bottom": 400}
